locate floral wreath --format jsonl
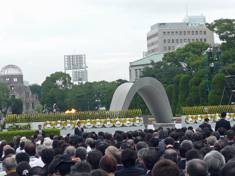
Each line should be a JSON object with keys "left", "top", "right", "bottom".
{"left": 123, "top": 118, "right": 133, "bottom": 127}
{"left": 85, "top": 119, "right": 93, "bottom": 128}
{"left": 133, "top": 117, "right": 143, "bottom": 126}
{"left": 74, "top": 120, "right": 85, "bottom": 128}
{"left": 185, "top": 115, "right": 195, "bottom": 124}
{"left": 54, "top": 120, "right": 64, "bottom": 130}
{"left": 64, "top": 120, "right": 74, "bottom": 130}
{"left": 94, "top": 119, "right": 104, "bottom": 128}
{"left": 113, "top": 118, "right": 123, "bottom": 127}
{"left": 43, "top": 121, "right": 54, "bottom": 129}
{"left": 103, "top": 118, "right": 113, "bottom": 128}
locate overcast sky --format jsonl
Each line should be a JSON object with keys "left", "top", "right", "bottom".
{"left": 0, "top": 0, "right": 234, "bottom": 85}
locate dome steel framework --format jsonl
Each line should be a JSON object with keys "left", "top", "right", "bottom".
{"left": 0, "top": 65, "right": 23, "bottom": 76}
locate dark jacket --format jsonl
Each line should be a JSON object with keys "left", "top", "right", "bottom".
{"left": 215, "top": 118, "right": 231, "bottom": 131}
{"left": 115, "top": 166, "right": 146, "bottom": 176}
{"left": 74, "top": 127, "right": 84, "bottom": 136}
{"left": 199, "top": 122, "right": 211, "bottom": 130}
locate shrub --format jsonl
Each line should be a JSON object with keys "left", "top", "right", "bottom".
{"left": 0, "top": 128, "right": 60, "bottom": 142}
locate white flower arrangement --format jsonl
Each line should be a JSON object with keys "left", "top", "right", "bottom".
{"left": 226, "top": 113, "right": 233, "bottom": 122}
{"left": 64, "top": 120, "right": 74, "bottom": 130}
{"left": 54, "top": 120, "right": 64, "bottom": 130}
{"left": 74, "top": 120, "right": 85, "bottom": 128}
{"left": 214, "top": 113, "right": 221, "bottom": 122}
{"left": 94, "top": 119, "right": 104, "bottom": 128}
{"left": 103, "top": 118, "right": 113, "bottom": 128}
{"left": 85, "top": 119, "right": 93, "bottom": 128}
{"left": 114, "top": 118, "right": 123, "bottom": 127}
{"left": 134, "top": 117, "right": 143, "bottom": 126}
{"left": 196, "top": 115, "right": 204, "bottom": 124}
{"left": 185, "top": 115, "right": 195, "bottom": 124}
{"left": 43, "top": 121, "right": 53, "bottom": 129}
{"left": 124, "top": 118, "right": 133, "bottom": 127}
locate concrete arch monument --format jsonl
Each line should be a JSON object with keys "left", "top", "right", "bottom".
{"left": 109, "top": 77, "right": 173, "bottom": 123}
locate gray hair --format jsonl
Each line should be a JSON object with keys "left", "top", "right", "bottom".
{"left": 207, "top": 136, "right": 217, "bottom": 146}
{"left": 85, "top": 138, "right": 93, "bottom": 145}
{"left": 135, "top": 141, "right": 148, "bottom": 151}
{"left": 152, "top": 132, "right": 159, "bottom": 138}
{"left": 180, "top": 140, "right": 193, "bottom": 148}
{"left": 204, "top": 150, "right": 225, "bottom": 175}
{"left": 64, "top": 146, "right": 76, "bottom": 157}
{"left": 186, "top": 159, "right": 208, "bottom": 176}
{"left": 75, "top": 147, "right": 87, "bottom": 160}
{"left": 185, "top": 130, "right": 193, "bottom": 139}
{"left": 105, "top": 146, "right": 117, "bottom": 155}
{"left": 2, "top": 157, "right": 17, "bottom": 172}
{"left": 137, "top": 148, "right": 149, "bottom": 158}
{"left": 36, "top": 144, "right": 48, "bottom": 156}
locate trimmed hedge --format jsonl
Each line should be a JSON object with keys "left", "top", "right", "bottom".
{"left": 0, "top": 128, "right": 60, "bottom": 142}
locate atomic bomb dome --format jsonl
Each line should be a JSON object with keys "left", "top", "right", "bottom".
{"left": 0, "top": 64, "right": 39, "bottom": 114}
{"left": 0, "top": 65, "right": 23, "bottom": 76}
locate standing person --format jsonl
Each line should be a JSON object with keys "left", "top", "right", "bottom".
{"left": 35, "top": 125, "right": 46, "bottom": 138}
{"left": 74, "top": 122, "right": 84, "bottom": 136}
{"left": 199, "top": 118, "right": 211, "bottom": 130}
{"left": 215, "top": 112, "right": 231, "bottom": 131}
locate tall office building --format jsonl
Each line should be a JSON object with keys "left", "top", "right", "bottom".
{"left": 147, "top": 15, "right": 214, "bottom": 56}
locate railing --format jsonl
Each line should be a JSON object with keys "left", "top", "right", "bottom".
{"left": 6, "top": 109, "right": 142, "bottom": 123}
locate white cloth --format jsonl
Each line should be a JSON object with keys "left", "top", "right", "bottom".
{"left": 87, "top": 146, "right": 92, "bottom": 153}
{"left": 16, "top": 147, "right": 25, "bottom": 153}
{"left": 29, "top": 156, "right": 42, "bottom": 168}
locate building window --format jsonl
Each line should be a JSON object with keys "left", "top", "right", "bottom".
{"left": 180, "top": 39, "right": 183, "bottom": 43}
{"left": 188, "top": 39, "right": 190, "bottom": 43}
{"left": 26, "top": 103, "right": 29, "bottom": 110}
{"left": 135, "top": 69, "right": 138, "bottom": 79}
{"left": 200, "top": 38, "right": 202, "bottom": 42}
{"left": 196, "top": 38, "right": 198, "bottom": 42}
{"left": 187, "top": 31, "right": 190, "bottom": 35}
{"left": 167, "top": 32, "right": 170, "bottom": 36}
{"left": 196, "top": 31, "right": 198, "bottom": 35}
{"left": 168, "top": 39, "right": 170, "bottom": 43}
{"left": 184, "top": 39, "right": 187, "bottom": 42}
{"left": 192, "top": 39, "right": 195, "bottom": 42}
{"left": 176, "top": 39, "right": 178, "bottom": 43}
{"left": 204, "top": 38, "right": 207, "bottom": 42}
{"left": 26, "top": 92, "right": 29, "bottom": 98}
{"left": 192, "top": 31, "right": 194, "bottom": 35}
{"left": 175, "top": 31, "right": 178, "bottom": 35}
{"left": 171, "top": 31, "right": 174, "bottom": 35}
{"left": 13, "top": 78, "right": 17, "bottom": 82}
{"left": 6, "top": 78, "right": 9, "bottom": 81}
{"left": 184, "top": 31, "right": 186, "bottom": 35}
{"left": 200, "top": 31, "right": 202, "bottom": 35}
{"left": 172, "top": 39, "right": 174, "bottom": 43}
{"left": 168, "top": 46, "right": 171, "bottom": 50}
{"left": 172, "top": 46, "right": 175, "bottom": 50}
{"left": 179, "top": 31, "right": 182, "bottom": 35}
{"left": 164, "top": 46, "right": 167, "bottom": 51}
{"left": 164, "top": 39, "right": 166, "bottom": 43}
{"left": 163, "top": 32, "right": 166, "bottom": 36}
{"left": 204, "top": 31, "right": 206, "bottom": 35}
{"left": 11, "top": 86, "right": 14, "bottom": 90}
{"left": 32, "top": 103, "right": 34, "bottom": 109}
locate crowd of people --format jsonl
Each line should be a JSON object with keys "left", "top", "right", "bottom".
{"left": 0, "top": 112, "right": 235, "bottom": 176}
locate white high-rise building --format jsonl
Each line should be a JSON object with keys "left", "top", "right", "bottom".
{"left": 147, "top": 15, "right": 214, "bottom": 56}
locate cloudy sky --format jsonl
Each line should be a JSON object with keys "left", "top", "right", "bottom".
{"left": 0, "top": 0, "right": 234, "bottom": 85}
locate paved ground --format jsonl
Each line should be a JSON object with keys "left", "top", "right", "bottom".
{"left": 61, "top": 125, "right": 146, "bottom": 136}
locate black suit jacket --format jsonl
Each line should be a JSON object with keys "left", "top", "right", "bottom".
{"left": 215, "top": 119, "right": 231, "bottom": 131}
{"left": 74, "top": 127, "right": 84, "bottom": 136}
{"left": 199, "top": 122, "right": 211, "bottom": 130}
{"left": 115, "top": 166, "right": 146, "bottom": 176}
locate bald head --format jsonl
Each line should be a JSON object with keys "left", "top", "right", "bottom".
{"left": 105, "top": 146, "right": 117, "bottom": 155}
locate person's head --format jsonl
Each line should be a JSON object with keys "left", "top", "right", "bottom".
{"left": 41, "top": 148, "right": 55, "bottom": 165}
{"left": 149, "top": 137, "right": 159, "bottom": 148}
{"left": 179, "top": 140, "right": 193, "bottom": 158}
{"left": 135, "top": 141, "right": 148, "bottom": 152}
{"left": 90, "top": 169, "right": 108, "bottom": 176}
{"left": 164, "top": 149, "right": 178, "bottom": 163}
{"left": 143, "top": 149, "right": 161, "bottom": 170}
{"left": 164, "top": 137, "right": 175, "bottom": 146}
{"left": 185, "top": 130, "right": 194, "bottom": 140}
{"left": 36, "top": 144, "right": 47, "bottom": 157}
{"left": 16, "top": 161, "right": 31, "bottom": 176}
{"left": 221, "top": 146, "right": 235, "bottom": 163}
{"left": 77, "top": 122, "right": 81, "bottom": 127}
{"left": 75, "top": 147, "right": 87, "bottom": 161}
{"left": 193, "top": 141, "right": 205, "bottom": 150}
{"left": 193, "top": 132, "right": 203, "bottom": 142}
{"left": 55, "top": 155, "right": 75, "bottom": 176}
{"left": 204, "top": 150, "right": 225, "bottom": 175}
{"left": 87, "top": 150, "right": 103, "bottom": 169}
{"left": 214, "top": 139, "right": 227, "bottom": 152}
{"left": 70, "top": 161, "right": 92, "bottom": 174}
{"left": 38, "top": 125, "right": 42, "bottom": 130}
{"left": 121, "top": 148, "right": 137, "bottom": 167}
{"left": 24, "top": 143, "right": 36, "bottom": 157}
{"left": 2, "top": 157, "right": 17, "bottom": 173}
{"left": 186, "top": 149, "right": 203, "bottom": 161}
{"left": 113, "top": 149, "right": 122, "bottom": 164}
{"left": 221, "top": 112, "right": 227, "bottom": 118}
{"left": 220, "top": 161, "right": 235, "bottom": 176}
{"left": 152, "top": 159, "right": 179, "bottom": 176}
{"left": 137, "top": 148, "right": 149, "bottom": 163}
{"left": 211, "top": 131, "right": 220, "bottom": 140}
{"left": 204, "top": 118, "right": 209, "bottom": 123}
{"left": 227, "top": 130, "right": 235, "bottom": 141}
{"left": 64, "top": 146, "right": 76, "bottom": 158}
{"left": 96, "top": 142, "right": 109, "bottom": 156}
{"left": 99, "top": 155, "right": 117, "bottom": 174}
{"left": 185, "top": 159, "right": 208, "bottom": 176}
{"left": 16, "top": 152, "right": 30, "bottom": 164}
{"left": 105, "top": 146, "right": 117, "bottom": 155}
{"left": 28, "top": 166, "right": 47, "bottom": 176}
{"left": 207, "top": 136, "right": 217, "bottom": 146}
{"left": 218, "top": 127, "right": 227, "bottom": 135}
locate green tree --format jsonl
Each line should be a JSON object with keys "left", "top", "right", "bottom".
{"left": 164, "top": 84, "right": 174, "bottom": 106}
{"left": 172, "top": 75, "right": 182, "bottom": 115}
{"left": 34, "top": 104, "right": 43, "bottom": 113}
{"left": 11, "top": 97, "right": 23, "bottom": 114}
{"left": 0, "top": 84, "right": 11, "bottom": 115}
{"left": 29, "top": 84, "right": 42, "bottom": 101}
{"left": 208, "top": 74, "right": 226, "bottom": 105}
{"left": 41, "top": 72, "right": 72, "bottom": 111}
{"left": 178, "top": 74, "right": 191, "bottom": 107}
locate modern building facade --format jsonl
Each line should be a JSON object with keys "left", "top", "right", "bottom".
{"left": 129, "top": 53, "right": 164, "bottom": 82}
{"left": 147, "top": 15, "right": 214, "bottom": 56}
{"left": 0, "top": 65, "right": 40, "bottom": 114}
